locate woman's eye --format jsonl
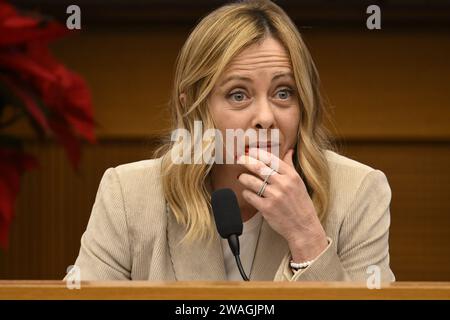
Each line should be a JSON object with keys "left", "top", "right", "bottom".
{"left": 228, "top": 91, "right": 248, "bottom": 102}
{"left": 276, "top": 88, "right": 293, "bottom": 100}
{"left": 226, "top": 88, "right": 293, "bottom": 103}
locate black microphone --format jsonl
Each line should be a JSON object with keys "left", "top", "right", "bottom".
{"left": 211, "top": 188, "right": 249, "bottom": 281}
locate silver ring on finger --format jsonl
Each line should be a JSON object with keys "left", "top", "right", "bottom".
{"left": 257, "top": 181, "right": 268, "bottom": 197}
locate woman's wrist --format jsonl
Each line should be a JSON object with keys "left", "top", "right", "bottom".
{"left": 287, "top": 231, "right": 329, "bottom": 263}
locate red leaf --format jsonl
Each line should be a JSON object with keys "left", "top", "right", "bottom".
{"left": 2, "top": 15, "right": 37, "bottom": 28}
{"left": 0, "top": 74, "right": 50, "bottom": 133}
{"left": 0, "top": 49, "right": 96, "bottom": 142}
{"left": 0, "top": 1, "right": 67, "bottom": 46}
{"left": 0, "top": 1, "right": 16, "bottom": 21}
{"left": 0, "top": 51, "right": 55, "bottom": 83}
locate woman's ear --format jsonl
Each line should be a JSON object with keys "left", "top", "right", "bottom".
{"left": 179, "top": 93, "right": 186, "bottom": 107}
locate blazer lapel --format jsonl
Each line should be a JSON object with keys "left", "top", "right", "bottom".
{"left": 166, "top": 199, "right": 289, "bottom": 281}
{"left": 249, "top": 219, "right": 289, "bottom": 280}
{"left": 167, "top": 204, "right": 227, "bottom": 281}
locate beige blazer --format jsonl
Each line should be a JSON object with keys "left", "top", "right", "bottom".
{"left": 69, "top": 151, "right": 395, "bottom": 282}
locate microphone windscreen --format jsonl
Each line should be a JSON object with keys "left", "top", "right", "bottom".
{"left": 211, "top": 188, "right": 243, "bottom": 238}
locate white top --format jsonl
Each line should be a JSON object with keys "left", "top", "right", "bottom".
{"left": 220, "top": 212, "right": 263, "bottom": 281}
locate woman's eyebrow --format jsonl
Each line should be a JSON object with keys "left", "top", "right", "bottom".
{"left": 219, "top": 71, "right": 294, "bottom": 88}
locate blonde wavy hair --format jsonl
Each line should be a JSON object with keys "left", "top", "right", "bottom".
{"left": 154, "top": 0, "right": 332, "bottom": 244}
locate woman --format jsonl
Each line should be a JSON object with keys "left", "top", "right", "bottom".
{"left": 69, "top": 0, "right": 395, "bottom": 282}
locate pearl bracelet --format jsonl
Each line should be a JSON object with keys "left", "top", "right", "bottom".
{"left": 290, "top": 238, "right": 330, "bottom": 271}
{"left": 290, "top": 259, "right": 314, "bottom": 270}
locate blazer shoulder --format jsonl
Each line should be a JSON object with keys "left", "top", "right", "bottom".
{"left": 324, "top": 150, "right": 391, "bottom": 216}
{"left": 114, "top": 157, "right": 163, "bottom": 178}
{"left": 108, "top": 157, "right": 167, "bottom": 226}
{"left": 325, "top": 150, "right": 374, "bottom": 173}
{"left": 325, "top": 149, "right": 383, "bottom": 183}
{"left": 111, "top": 157, "right": 164, "bottom": 193}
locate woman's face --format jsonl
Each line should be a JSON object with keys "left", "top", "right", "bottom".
{"left": 208, "top": 36, "right": 300, "bottom": 162}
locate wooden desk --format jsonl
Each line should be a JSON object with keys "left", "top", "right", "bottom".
{"left": 0, "top": 281, "right": 449, "bottom": 300}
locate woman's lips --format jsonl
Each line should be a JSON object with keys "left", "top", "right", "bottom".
{"left": 234, "top": 144, "right": 279, "bottom": 160}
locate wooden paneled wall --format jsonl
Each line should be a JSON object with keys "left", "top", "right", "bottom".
{"left": 1, "top": 24, "right": 449, "bottom": 280}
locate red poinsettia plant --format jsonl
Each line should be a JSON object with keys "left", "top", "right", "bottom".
{"left": 0, "top": 1, "right": 96, "bottom": 249}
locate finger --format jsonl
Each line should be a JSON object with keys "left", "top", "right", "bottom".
{"left": 237, "top": 154, "right": 273, "bottom": 179}
{"left": 246, "top": 147, "right": 289, "bottom": 175}
{"left": 238, "top": 173, "right": 273, "bottom": 196}
{"left": 242, "top": 189, "right": 265, "bottom": 212}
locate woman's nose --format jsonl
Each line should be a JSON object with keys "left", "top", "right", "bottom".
{"left": 252, "top": 98, "right": 275, "bottom": 129}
